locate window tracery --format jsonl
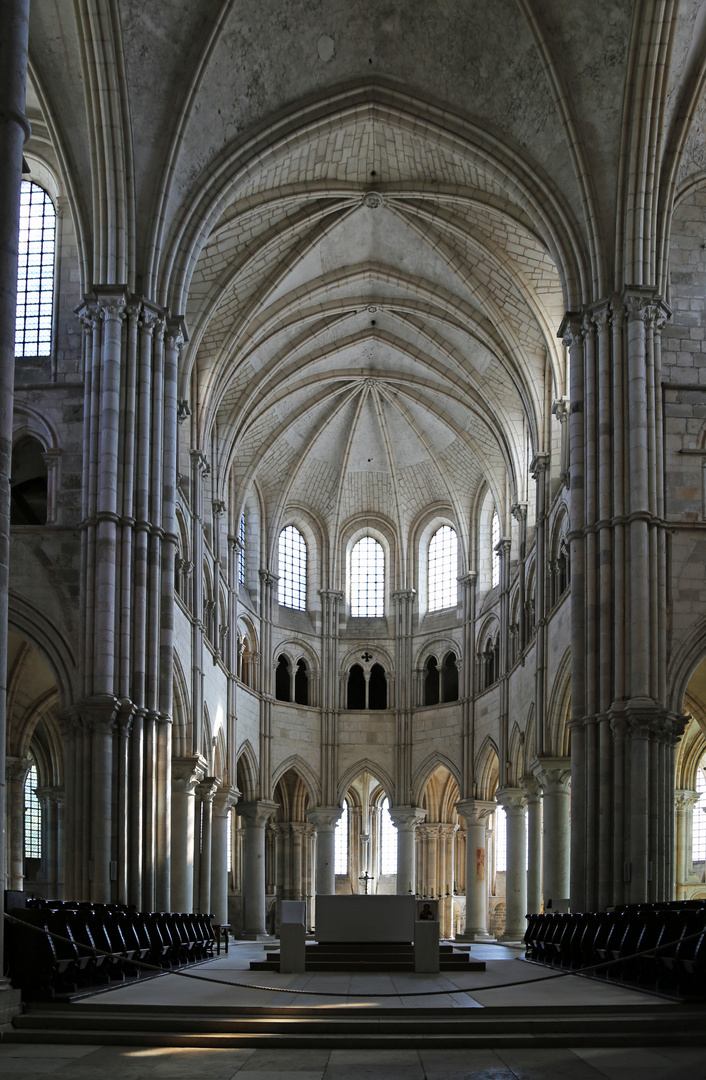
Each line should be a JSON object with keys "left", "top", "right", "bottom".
{"left": 278, "top": 525, "right": 307, "bottom": 610}
{"left": 350, "top": 536, "right": 384, "bottom": 617}
{"left": 16, "top": 181, "right": 55, "bottom": 358}
{"left": 428, "top": 525, "right": 457, "bottom": 611}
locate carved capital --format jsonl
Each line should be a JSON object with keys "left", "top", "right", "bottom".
{"left": 456, "top": 799, "right": 496, "bottom": 827}
{"left": 388, "top": 805, "right": 426, "bottom": 830}
{"left": 6, "top": 755, "right": 32, "bottom": 785}
{"left": 177, "top": 399, "right": 192, "bottom": 425}
{"left": 171, "top": 754, "right": 208, "bottom": 794}
{"left": 531, "top": 756, "right": 571, "bottom": 796}
{"left": 236, "top": 798, "right": 278, "bottom": 828}
{"left": 530, "top": 452, "right": 550, "bottom": 479}
{"left": 558, "top": 313, "right": 583, "bottom": 350}
{"left": 674, "top": 789, "right": 700, "bottom": 812}
{"left": 259, "top": 569, "right": 278, "bottom": 588}
{"left": 213, "top": 785, "right": 240, "bottom": 815}
{"left": 94, "top": 287, "right": 128, "bottom": 325}
{"left": 306, "top": 805, "right": 344, "bottom": 832}
{"left": 551, "top": 398, "right": 569, "bottom": 425}
{"left": 212, "top": 500, "right": 227, "bottom": 517}
{"left": 391, "top": 589, "right": 416, "bottom": 604}
{"left": 197, "top": 776, "right": 220, "bottom": 803}
{"left": 495, "top": 786, "right": 527, "bottom": 815}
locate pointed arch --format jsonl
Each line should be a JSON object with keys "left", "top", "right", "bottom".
{"left": 475, "top": 736, "right": 500, "bottom": 801}
{"left": 337, "top": 758, "right": 396, "bottom": 806}
{"left": 236, "top": 739, "right": 259, "bottom": 801}
{"left": 272, "top": 754, "right": 321, "bottom": 807}
{"left": 411, "top": 752, "right": 462, "bottom": 808}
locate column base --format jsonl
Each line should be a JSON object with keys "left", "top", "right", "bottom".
{"left": 239, "top": 932, "right": 272, "bottom": 942}
{"left": 0, "top": 981, "right": 22, "bottom": 1025}
{"left": 499, "top": 930, "right": 526, "bottom": 945}
{"left": 456, "top": 929, "right": 495, "bottom": 942}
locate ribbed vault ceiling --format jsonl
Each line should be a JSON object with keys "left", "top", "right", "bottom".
{"left": 183, "top": 116, "right": 567, "bottom": 553}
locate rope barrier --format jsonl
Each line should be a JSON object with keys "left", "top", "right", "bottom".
{"left": 3, "top": 911, "right": 701, "bottom": 999}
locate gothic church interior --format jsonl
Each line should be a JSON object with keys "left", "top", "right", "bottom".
{"left": 5, "top": 0, "right": 706, "bottom": 967}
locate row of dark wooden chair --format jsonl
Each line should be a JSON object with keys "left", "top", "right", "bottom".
{"left": 525, "top": 902, "right": 706, "bottom": 999}
{"left": 4, "top": 902, "right": 216, "bottom": 1000}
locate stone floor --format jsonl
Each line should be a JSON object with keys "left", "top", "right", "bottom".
{"left": 0, "top": 942, "right": 701, "bottom": 1078}
{"left": 0, "top": 1043, "right": 702, "bottom": 1079}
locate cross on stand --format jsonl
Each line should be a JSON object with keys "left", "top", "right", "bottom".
{"left": 358, "top": 871, "right": 373, "bottom": 894}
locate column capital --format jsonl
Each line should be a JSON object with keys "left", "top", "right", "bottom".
{"left": 391, "top": 589, "right": 416, "bottom": 604}
{"left": 495, "top": 786, "right": 527, "bottom": 814}
{"left": 530, "top": 452, "right": 550, "bottom": 478}
{"left": 196, "top": 776, "right": 220, "bottom": 803}
{"left": 212, "top": 499, "right": 227, "bottom": 517}
{"left": 520, "top": 774, "right": 542, "bottom": 802}
{"left": 531, "top": 756, "right": 571, "bottom": 795}
{"left": 674, "top": 789, "right": 700, "bottom": 811}
{"left": 165, "top": 315, "right": 188, "bottom": 351}
{"left": 609, "top": 701, "right": 687, "bottom": 746}
{"left": 5, "top": 755, "right": 32, "bottom": 784}
{"left": 551, "top": 398, "right": 569, "bottom": 424}
{"left": 458, "top": 571, "right": 477, "bottom": 589}
{"left": 177, "top": 399, "right": 192, "bottom": 425}
{"left": 319, "top": 589, "right": 345, "bottom": 604}
{"left": 213, "top": 785, "right": 240, "bottom": 815}
{"left": 306, "top": 805, "right": 343, "bottom": 831}
{"left": 171, "top": 754, "right": 208, "bottom": 794}
{"left": 259, "top": 569, "right": 278, "bottom": 588}
{"left": 93, "top": 285, "right": 129, "bottom": 324}
{"left": 456, "top": 799, "right": 496, "bottom": 826}
{"left": 511, "top": 501, "right": 527, "bottom": 525}
{"left": 236, "top": 798, "right": 278, "bottom": 827}
{"left": 558, "top": 311, "right": 584, "bottom": 348}
{"left": 388, "top": 805, "right": 426, "bottom": 830}
{"left": 35, "top": 785, "right": 65, "bottom": 808}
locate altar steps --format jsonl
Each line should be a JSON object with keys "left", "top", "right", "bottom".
{"left": 249, "top": 941, "right": 486, "bottom": 973}
{"left": 6, "top": 1002, "right": 705, "bottom": 1049}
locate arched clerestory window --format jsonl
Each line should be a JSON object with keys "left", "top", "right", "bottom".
{"left": 350, "top": 536, "right": 384, "bottom": 616}
{"left": 428, "top": 525, "right": 458, "bottom": 611}
{"left": 238, "top": 512, "right": 246, "bottom": 586}
{"left": 24, "top": 760, "right": 41, "bottom": 859}
{"left": 278, "top": 525, "right": 307, "bottom": 610}
{"left": 16, "top": 181, "right": 56, "bottom": 358}
{"left": 491, "top": 510, "right": 501, "bottom": 588}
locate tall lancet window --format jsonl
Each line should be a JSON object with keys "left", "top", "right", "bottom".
{"left": 350, "top": 536, "right": 384, "bottom": 616}
{"left": 491, "top": 510, "right": 501, "bottom": 588}
{"left": 278, "top": 525, "right": 306, "bottom": 610}
{"left": 16, "top": 181, "right": 56, "bottom": 357}
{"left": 428, "top": 525, "right": 457, "bottom": 611}
{"left": 24, "top": 761, "right": 41, "bottom": 859}
{"left": 379, "top": 798, "right": 397, "bottom": 875}
{"left": 334, "top": 800, "right": 349, "bottom": 875}
{"left": 693, "top": 757, "right": 706, "bottom": 863}
{"left": 238, "top": 513, "right": 246, "bottom": 586}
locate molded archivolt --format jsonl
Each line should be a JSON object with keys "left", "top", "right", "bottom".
{"left": 545, "top": 648, "right": 572, "bottom": 758}
{"left": 474, "top": 736, "right": 500, "bottom": 801}
{"left": 411, "top": 754, "right": 462, "bottom": 809}
{"left": 337, "top": 758, "right": 396, "bottom": 806}
{"left": 236, "top": 741, "right": 259, "bottom": 802}
{"left": 272, "top": 755, "right": 321, "bottom": 808}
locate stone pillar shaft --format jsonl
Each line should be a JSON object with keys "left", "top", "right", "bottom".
{"left": 237, "top": 800, "right": 276, "bottom": 937}
{"left": 456, "top": 800, "right": 494, "bottom": 939}
{"left": 496, "top": 788, "right": 527, "bottom": 942}
{"left": 307, "top": 805, "right": 343, "bottom": 896}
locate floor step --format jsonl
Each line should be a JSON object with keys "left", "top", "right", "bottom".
{"left": 6, "top": 1005, "right": 706, "bottom": 1049}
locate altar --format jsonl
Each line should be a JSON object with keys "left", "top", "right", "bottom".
{"left": 314, "top": 895, "right": 419, "bottom": 943}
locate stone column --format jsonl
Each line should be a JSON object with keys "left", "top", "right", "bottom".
{"left": 306, "top": 805, "right": 343, "bottom": 895}
{"left": 674, "top": 789, "right": 700, "bottom": 899}
{"left": 0, "top": 0, "right": 30, "bottom": 1008}
{"left": 6, "top": 757, "right": 31, "bottom": 891}
{"left": 533, "top": 757, "right": 571, "bottom": 907}
{"left": 496, "top": 788, "right": 527, "bottom": 942}
{"left": 170, "top": 756, "right": 206, "bottom": 911}
{"left": 389, "top": 806, "right": 425, "bottom": 895}
{"left": 196, "top": 778, "right": 218, "bottom": 914}
{"left": 455, "top": 800, "right": 495, "bottom": 940}
{"left": 211, "top": 787, "right": 239, "bottom": 924}
{"left": 522, "top": 775, "right": 543, "bottom": 915}
{"left": 417, "top": 823, "right": 440, "bottom": 897}
{"left": 236, "top": 799, "right": 277, "bottom": 937}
